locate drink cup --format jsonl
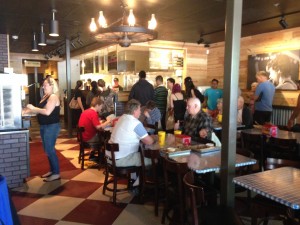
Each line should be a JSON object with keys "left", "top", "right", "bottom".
{"left": 158, "top": 131, "right": 166, "bottom": 146}
{"left": 174, "top": 130, "right": 182, "bottom": 135}
{"left": 217, "top": 114, "right": 222, "bottom": 123}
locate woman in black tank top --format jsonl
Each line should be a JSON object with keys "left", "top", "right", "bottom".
{"left": 24, "top": 77, "right": 61, "bottom": 182}
{"left": 170, "top": 83, "right": 186, "bottom": 122}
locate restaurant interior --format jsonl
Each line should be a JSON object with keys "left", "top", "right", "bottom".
{"left": 1, "top": 0, "right": 300, "bottom": 224}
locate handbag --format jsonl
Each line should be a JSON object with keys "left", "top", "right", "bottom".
{"left": 69, "top": 97, "right": 80, "bottom": 109}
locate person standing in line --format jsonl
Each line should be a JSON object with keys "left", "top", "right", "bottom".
{"left": 128, "top": 70, "right": 154, "bottom": 106}
{"left": 184, "top": 76, "right": 204, "bottom": 103}
{"left": 166, "top": 77, "right": 175, "bottom": 110}
{"left": 170, "top": 83, "right": 186, "bottom": 122}
{"left": 287, "top": 80, "right": 300, "bottom": 132}
{"left": 86, "top": 81, "right": 101, "bottom": 107}
{"left": 203, "top": 79, "right": 223, "bottom": 116}
{"left": 24, "top": 77, "right": 61, "bottom": 182}
{"left": 98, "top": 79, "right": 116, "bottom": 118}
{"left": 252, "top": 71, "right": 275, "bottom": 125}
{"left": 154, "top": 75, "right": 168, "bottom": 130}
{"left": 72, "top": 80, "right": 86, "bottom": 128}
{"left": 249, "top": 82, "right": 258, "bottom": 114}
{"left": 112, "top": 77, "right": 123, "bottom": 92}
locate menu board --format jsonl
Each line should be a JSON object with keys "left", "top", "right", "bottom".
{"left": 149, "top": 48, "right": 184, "bottom": 70}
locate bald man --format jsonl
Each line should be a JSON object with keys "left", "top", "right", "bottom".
{"left": 174, "top": 97, "right": 213, "bottom": 141}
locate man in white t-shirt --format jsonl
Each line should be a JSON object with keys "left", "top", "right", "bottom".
{"left": 107, "top": 99, "right": 155, "bottom": 167}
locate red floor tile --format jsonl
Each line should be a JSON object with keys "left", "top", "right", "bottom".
{"left": 11, "top": 192, "right": 44, "bottom": 211}
{"left": 60, "top": 169, "right": 83, "bottom": 180}
{"left": 48, "top": 180, "right": 101, "bottom": 198}
{"left": 18, "top": 215, "right": 58, "bottom": 225}
{"left": 62, "top": 199, "right": 126, "bottom": 225}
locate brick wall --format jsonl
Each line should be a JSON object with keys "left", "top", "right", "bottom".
{"left": 0, "top": 130, "right": 30, "bottom": 188}
{"left": 0, "top": 34, "right": 9, "bottom": 72}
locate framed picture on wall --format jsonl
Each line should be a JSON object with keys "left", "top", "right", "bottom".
{"left": 247, "top": 50, "right": 300, "bottom": 90}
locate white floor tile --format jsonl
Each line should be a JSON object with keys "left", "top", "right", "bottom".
{"left": 71, "top": 169, "right": 105, "bottom": 183}
{"left": 18, "top": 195, "right": 84, "bottom": 220}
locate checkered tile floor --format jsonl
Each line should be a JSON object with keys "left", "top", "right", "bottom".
{"left": 10, "top": 118, "right": 163, "bottom": 225}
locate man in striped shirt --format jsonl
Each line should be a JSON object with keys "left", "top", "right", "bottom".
{"left": 154, "top": 75, "right": 168, "bottom": 130}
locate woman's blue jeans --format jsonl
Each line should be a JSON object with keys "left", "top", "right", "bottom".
{"left": 40, "top": 123, "right": 61, "bottom": 174}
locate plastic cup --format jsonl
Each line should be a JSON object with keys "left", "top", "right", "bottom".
{"left": 158, "top": 131, "right": 166, "bottom": 146}
{"left": 217, "top": 114, "right": 222, "bottom": 123}
{"left": 174, "top": 130, "right": 182, "bottom": 135}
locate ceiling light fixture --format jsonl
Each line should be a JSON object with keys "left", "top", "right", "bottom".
{"left": 50, "top": 9, "right": 59, "bottom": 37}
{"left": 279, "top": 16, "right": 288, "bottom": 29}
{"left": 31, "top": 32, "right": 39, "bottom": 52}
{"left": 38, "top": 23, "right": 47, "bottom": 46}
{"left": 89, "top": 3, "right": 158, "bottom": 47}
{"left": 204, "top": 43, "right": 210, "bottom": 54}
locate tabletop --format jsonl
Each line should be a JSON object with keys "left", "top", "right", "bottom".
{"left": 233, "top": 167, "right": 300, "bottom": 210}
{"left": 242, "top": 128, "right": 300, "bottom": 144}
{"left": 172, "top": 151, "right": 256, "bottom": 174}
{"left": 212, "top": 121, "right": 245, "bottom": 131}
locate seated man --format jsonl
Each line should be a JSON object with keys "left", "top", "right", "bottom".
{"left": 107, "top": 99, "right": 155, "bottom": 168}
{"left": 237, "top": 96, "right": 253, "bottom": 129}
{"left": 78, "top": 97, "right": 111, "bottom": 160}
{"left": 174, "top": 97, "right": 215, "bottom": 144}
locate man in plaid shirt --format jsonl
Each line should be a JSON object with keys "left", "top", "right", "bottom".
{"left": 174, "top": 97, "right": 213, "bottom": 142}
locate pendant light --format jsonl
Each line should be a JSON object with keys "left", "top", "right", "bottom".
{"left": 50, "top": 9, "right": 59, "bottom": 37}
{"left": 31, "top": 32, "right": 39, "bottom": 52}
{"left": 38, "top": 23, "right": 47, "bottom": 46}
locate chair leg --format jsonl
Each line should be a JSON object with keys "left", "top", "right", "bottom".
{"left": 102, "top": 167, "right": 108, "bottom": 195}
{"left": 113, "top": 175, "right": 117, "bottom": 205}
{"left": 154, "top": 183, "right": 159, "bottom": 216}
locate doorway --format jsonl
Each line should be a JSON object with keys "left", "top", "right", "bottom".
{"left": 27, "top": 73, "right": 44, "bottom": 105}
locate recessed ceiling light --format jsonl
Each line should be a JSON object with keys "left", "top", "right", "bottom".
{"left": 12, "top": 35, "right": 19, "bottom": 40}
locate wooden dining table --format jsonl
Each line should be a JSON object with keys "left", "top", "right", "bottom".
{"left": 145, "top": 133, "right": 257, "bottom": 174}
{"left": 242, "top": 128, "right": 300, "bottom": 144}
{"left": 233, "top": 167, "right": 300, "bottom": 210}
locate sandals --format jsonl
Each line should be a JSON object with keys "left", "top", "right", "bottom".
{"left": 41, "top": 172, "right": 53, "bottom": 178}
{"left": 43, "top": 174, "right": 61, "bottom": 182}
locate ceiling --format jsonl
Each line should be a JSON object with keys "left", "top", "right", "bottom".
{"left": 1, "top": 0, "right": 300, "bottom": 57}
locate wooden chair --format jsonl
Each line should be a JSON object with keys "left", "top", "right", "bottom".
{"left": 251, "top": 158, "right": 300, "bottom": 225}
{"left": 102, "top": 142, "right": 142, "bottom": 205}
{"left": 161, "top": 156, "right": 189, "bottom": 225}
{"left": 183, "top": 171, "right": 245, "bottom": 225}
{"left": 140, "top": 143, "right": 164, "bottom": 216}
{"left": 77, "top": 127, "right": 102, "bottom": 170}
{"left": 265, "top": 137, "right": 299, "bottom": 160}
{"left": 241, "top": 131, "right": 265, "bottom": 172}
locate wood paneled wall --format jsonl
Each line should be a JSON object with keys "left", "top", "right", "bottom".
{"left": 207, "top": 27, "right": 300, "bottom": 107}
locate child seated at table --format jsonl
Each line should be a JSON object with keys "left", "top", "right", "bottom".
{"left": 140, "top": 100, "right": 161, "bottom": 134}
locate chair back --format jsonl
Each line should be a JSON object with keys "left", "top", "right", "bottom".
{"left": 105, "top": 143, "right": 119, "bottom": 173}
{"left": 183, "top": 171, "right": 206, "bottom": 225}
{"left": 77, "top": 126, "right": 85, "bottom": 143}
{"left": 265, "top": 157, "right": 300, "bottom": 170}
{"left": 140, "top": 143, "right": 161, "bottom": 180}
{"left": 241, "top": 131, "right": 265, "bottom": 171}
{"left": 266, "top": 137, "right": 298, "bottom": 160}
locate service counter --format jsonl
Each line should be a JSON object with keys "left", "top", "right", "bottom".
{"left": 0, "top": 129, "right": 30, "bottom": 188}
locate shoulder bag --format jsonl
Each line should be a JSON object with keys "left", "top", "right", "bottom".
{"left": 69, "top": 97, "right": 80, "bottom": 109}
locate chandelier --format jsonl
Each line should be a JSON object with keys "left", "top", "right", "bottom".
{"left": 89, "top": 5, "right": 158, "bottom": 47}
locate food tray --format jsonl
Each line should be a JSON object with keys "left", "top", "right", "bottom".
{"left": 191, "top": 146, "right": 221, "bottom": 154}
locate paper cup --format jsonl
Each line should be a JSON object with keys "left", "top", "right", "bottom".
{"left": 217, "top": 114, "right": 222, "bottom": 123}
{"left": 174, "top": 130, "right": 182, "bottom": 135}
{"left": 158, "top": 131, "right": 166, "bottom": 146}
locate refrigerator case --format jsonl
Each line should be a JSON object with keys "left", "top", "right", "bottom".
{"left": 0, "top": 74, "right": 26, "bottom": 130}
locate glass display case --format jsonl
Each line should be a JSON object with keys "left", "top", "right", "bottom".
{"left": 0, "top": 74, "right": 27, "bottom": 130}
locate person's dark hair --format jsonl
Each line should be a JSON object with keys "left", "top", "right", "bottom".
{"left": 98, "top": 79, "right": 105, "bottom": 87}
{"left": 90, "top": 97, "right": 103, "bottom": 107}
{"left": 75, "top": 80, "right": 83, "bottom": 90}
{"left": 211, "top": 79, "right": 219, "bottom": 83}
{"left": 114, "top": 77, "right": 119, "bottom": 82}
{"left": 91, "top": 81, "right": 99, "bottom": 95}
{"left": 125, "top": 99, "right": 141, "bottom": 114}
{"left": 145, "top": 100, "right": 156, "bottom": 110}
{"left": 172, "top": 83, "right": 182, "bottom": 94}
{"left": 155, "top": 75, "right": 163, "bottom": 82}
{"left": 167, "top": 77, "right": 175, "bottom": 84}
{"left": 139, "top": 70, "right": 146, "bottom": 79}
{"left": 184, "top": 76, "right": 195, "bottom": 98}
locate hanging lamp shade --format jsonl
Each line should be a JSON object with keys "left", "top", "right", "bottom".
{"left": 49, "top": 9, "right": 59, "bottom": 37}
{"left": 32, "top": 32, "right": 39, "bottom": 51}
{"left": 38, "top": 23, "right": 47, "bottom": 46}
